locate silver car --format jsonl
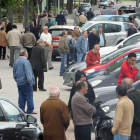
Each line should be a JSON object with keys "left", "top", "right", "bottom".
{"left": 98, "top": 0, "right": 109, "bottom": 8}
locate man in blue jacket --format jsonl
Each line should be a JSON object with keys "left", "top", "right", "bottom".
{"left": 76, "top": 30, "right": 89, "bottom": 62}
{"left": 13, "top": 49, "right": 37, "bottom": 114}
{"left": 56, "top": 11, "right": 66, "bottom": 25}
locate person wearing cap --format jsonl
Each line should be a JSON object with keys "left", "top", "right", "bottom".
{"left": 20, "top": 27, "right": 36, "bottom": 60}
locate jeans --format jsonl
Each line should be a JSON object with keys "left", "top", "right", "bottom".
{"left": 77, "top": 53, "right": 86, "bottom": 63}
{"left": 60, "top": 53, "right": 67, "bottom": 75}
{"left": 114, "top": 133, "right": 130, "bottom": 140}
{"left": 74, "top": 124, "right": 92, "bottom": 140}
{"left": 0, "top": 46, "right": 6, "bottom": 59}
{"left": 70, "top": 48, "right": 75, "bottom": 62}
{"left": 18, "top": 84, "right": 34, "bottom": 114}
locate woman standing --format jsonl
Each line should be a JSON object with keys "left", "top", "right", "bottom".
{"left": 51, "top": 14, "right": 56, "bottom": 25}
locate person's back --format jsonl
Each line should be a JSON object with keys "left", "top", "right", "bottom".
{"left": 45, "top": 21, "right": 54, "bottom": 28}
{"left": 87, "top": 10, "right": 94, "bottom": 20}
{"left": 40, "top": 15, "right": 48, "bottom": 28}
{"left": 30, "top": 25, "right": 39, "bottom": 40}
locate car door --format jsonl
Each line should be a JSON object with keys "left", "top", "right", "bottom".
{"left": 116, "top": 17, "right": 125, "bottom": 22}
{"left": 0, "top": 99, "right": 26, "bottom": 140}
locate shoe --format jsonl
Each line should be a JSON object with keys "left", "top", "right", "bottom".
{"left": 60, "top": 74, "right": 63, "bottom": 76}
{"left": 49, "top": 67, "right": 54, "bottom": 70}
{"left": 27, "top": 112, "right": 37, "bottom": 114}
{"left": 39, "top": 88, "right": 47, "bottom": 91}
{"left": 2, "top": 58, "right": 6, "bottom": 60}
{"left": 7, "top": 55, "right": 10, "bottom": 58}
{"left": 33, "top": 89, "right": 37, "bottom": 92}
{"left": 9, "top": 64, "right": 13, "bottom": 67}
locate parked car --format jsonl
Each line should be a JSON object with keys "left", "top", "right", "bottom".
{"left": 103, "top": 5, "right": 115, "bottom": 9}
{"left": 118, "top": 6, "right": 135, "bottom": 15}
{"left": 123, "top": 13, "right": 140, "bottom": 19}
{"left": 99, "top": 9, "right": 118, "bottom": 15}
{"left": 0, "top": 96, "right": 43, "bottom": 140}
{"left": 98, "top": 0, "right": 114, "bottom": 8}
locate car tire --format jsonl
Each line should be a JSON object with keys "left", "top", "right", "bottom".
{"left": 117, "top": 40, "right": 123, "bottom": 45}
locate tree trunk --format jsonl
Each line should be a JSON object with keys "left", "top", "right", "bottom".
{"left": 0, "top": 9, "right": 1, "bottom": 20}
{"left": 7, "top": 8, "right": 13, "bottom": 24}
{"left": 37, "top": 0, "right": 42, "bottom": 13}
{"left": 48, "top": 0, "right": 51, "bottom": 12}
{"left": 30, "top": 0, "right": 34, "bottom": 20}
{"left": 23, "top": 0, "right": 29, "bottom": 28}
{"left": 67, "top": 0, "right": 73, "bottom": 13}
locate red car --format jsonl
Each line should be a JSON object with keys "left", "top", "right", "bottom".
{"left": 82, "top": 47, "right": 140, "bottom": 78}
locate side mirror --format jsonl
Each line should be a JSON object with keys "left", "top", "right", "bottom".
{"left": 118, "top": 45, "right": 123, "bottom": 49}
{"left": 26, "top": 115, "right": 37, "bottom": 124}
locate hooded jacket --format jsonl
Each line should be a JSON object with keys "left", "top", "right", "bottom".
{"left": 66, "top": 35, "right": 76, "bottom": 48}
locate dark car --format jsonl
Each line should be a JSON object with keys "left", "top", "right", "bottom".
{"left": 118, "top": 6, "right": 135, "bottom": 15}
{"left": 100, "top": 9, "right": 118, "bottom": 15}
{"left": 123, "top": 13, "right": 140, "bottom": 19}
{"left": 0, "top": 96, "right": 43, "bottom": 140}
{"left": 103, "top": 5, "right": 116, "bottom": 9}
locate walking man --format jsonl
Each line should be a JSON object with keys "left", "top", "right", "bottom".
{"left": 128, "top": 23, "right": 137, "bottom": 37}
{"left": 7, "top": 24, "right": 21, "bottom": 67}
{"left": 63, "top": 7, "right": 69, "bottom": 23}
{"left": 20, "top": 27, "right": 36, "bottom": 60}
{"left": 56, "top": 11, "right": 67, "bottom": 25}
{"left": 76, "top": 30, "right": 89, "bottom": 62}
{"left": 72, "top": 81, "right": 96, "bottom": 140}
{"left": 112, "top": 85, "right": 134, "bottom": 140}
{"left": 30, "top": 39, "right": 47, "bottom": 92}
{"left": 73, "top": 6, "right": 79, "bottom": 26}
{"left": 97, "top": 27, "right": 106, "bottom": 47}
{"left": 87, "top": 8, "right": 94, "bottom": 20}
{"left": 40, "top": 26, "right": 53, "bottom": 70}
{"left": 58, "top": 31, "right": 69, "bottom": 76}
{"left": 77, "top": 12, "right": 87, "bottom": 24}
{"left": 40, "top": 86, "right": 70, "bottom": 140}
{"left": 13, "top": 49, "right": 37, "bottom": 114}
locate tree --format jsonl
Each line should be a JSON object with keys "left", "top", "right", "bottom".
{"left": 66, "top": 0, "right": 73, "bottom": 13}
{"left": 23, "top": 0, "right": 29, "bottom": 28}
{"left": 7, "top": 8, "right": 13, "bottom": 24}
{"left": 37, "top": 0, "right": 43, "bottom": 13}
{"left": 30, "top": 0, "right": 34, "bottom": 20}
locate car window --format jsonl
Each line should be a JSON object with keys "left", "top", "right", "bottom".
{"left": 116, "top": 17, "right": 125, "bottom": 22}
{"left": 101, "top": 10, "right": 117, "bottom": 15}
{"left": 0, "top": 107, "right": 5, "bottom": 121}
{"left": 123, "top": 23, "right": 130, "bottom": 31}
{"left": 80, "top": 22, "right": 93, "bottom": 30}
{"left": 124, "top": 17, "right": 129, "bottom": 22}
{"left": 123, "top": 35, "right": 140, "bottom": 47}
{"left": 49, "top": 29, "right": 71, "bottom": 36}
{"left": 104, "top": 23, "right": 121, "bottom": 33}
{"left": 92, "top": 16, "right": 108, "bottom": 21}
{"left": 109, "top": 17, "right": 115, "bottom": 21}
{"left": 0, "top": 100, "right": 25, "bottom": 122}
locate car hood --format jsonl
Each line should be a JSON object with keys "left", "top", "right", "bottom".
{"left": 94, "top": 86, "right": 116, "bottom": 94}
{"left": 104, "top": 110, "right": 115, "bottom": 119}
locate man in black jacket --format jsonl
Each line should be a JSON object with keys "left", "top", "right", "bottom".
{"left": 128, "top": 23, "right": 137, "bottom": 37}
{"left": 87, "top": 8, "right": 94, "bottom": 20}
{"left": 122, "top": 78, "right": 140, "bottom": 140}
{"left": 88, "top": 28, "right": 100, "bottom": 50}
{"left": 30, "top": 39, "right": 47, "bottom": 92}
{"left": 56, "top": 11, "right": 66, "bottom": 25}
{"left": 45, "top": 17, "right": 54, "bottom": 28}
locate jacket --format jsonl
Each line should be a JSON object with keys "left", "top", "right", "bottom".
{"left": 88, "top": 33, "right": 100, "bottom": 50}
{"left": 76, "top": 36, "right": 89, "bottom": 54}
{"left": 56, "top": 14, "right": 66, "bottom": 25}
{"left": 39, "top": 16, "right": 48, "bottom": 28}
{"left": 32, "top": 17, "right": 41, "bottom": 27}
{"left": 20, "top": 31, "right": 36, "bottom": 47}
{"left": 96, "top": 32, "right": 106, "bottom": 47}
{"left": 30, "top": 45, "right": 47, "bottom": 72}
{"left": 58, "top": 37, "right": 69, "bottom": 55}
{"left": 72, "top": 30, "right": 81, "bottom": 40}
{"left": 40, "top": 96, "right": 70, "bottom": 140}
{"left": 118, "top": 59, "right": 139, "bottom": 85}
{"left": 13, "top": 57, "right": 35, "bottom": 86}
{"left": 7, "top": 29, "right": 21, "bottom": 46}
{"left": 0, "top": 31, "right": 9, "bottom": 47}
{"left": 45, "top": 21, "right": 54, "bottom": 28}
{"left": 30, "top": 25, "right": 39, "bottom": 40}
{"left": 87, "top": 11, "right": 94, "bottom": 20}
{"left": 73, "top": 9, "right": 79, "bottom": 19}
{"left": 66, "top": 35, "right": 76, "bottom": 48}
{"left": 128, "top": 28, "right": 137, "bottom": 37}
{"left": 77, "top": 15, "right": 87, "bottom": 23}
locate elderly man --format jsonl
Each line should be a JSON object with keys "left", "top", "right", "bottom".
{"left": 133, "top": 16, "right": 140, "bottom": 31}
{"left": 40, "top": 86, "right": 70, "bottom": 140}
{"left": 20, "top": 27, "right": 36, "bottom": 60}
{"left": 72, "top": 81, "right": 96, "bottom": 140}
{"left": 86, "top": 44, "right": 100, "bottom": 67}
{"left": 128, "top": 24, "right": 137, "bottom": 37}
{"left": 73, "top": 6, "right": 79, "bottom": 26}
{"left": 63, "top": 7, "right": 69, "bottom": 23}
{"left": 40, "top": 26, "right": 53, "bottom": 70}
{"left": 122, "top": 78, "right": 140, "bottom": 140}
{"left": 118, "top": 53, "right": 139, "bottom": 85}
{"left": 77, "top": 12, "right": 87, "bottom": 24}
{"left": 72, "top": 26, "right": 81, "bottom": 40}
{"left": 97, "top": 27, "right": 106, "bottom": 47}
{"left": 30, "top": 39, "right": 47, "bottom": 92}
{"left": 88, "top": 28, "right": 100, "bottom": 50}
{"left": 76, "top": 30, "right": 89, "bottom": 62}
{"left": 13, "top": 49, "right": 36, "bottom": 114}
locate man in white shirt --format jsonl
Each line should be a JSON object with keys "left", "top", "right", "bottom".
{"left": 133, "top": 16, "right": 140, "bottom": 31}
{"left": 40, "top": 26, "right": 53, "bottom": 70}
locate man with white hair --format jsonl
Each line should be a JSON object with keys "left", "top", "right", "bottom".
{"left": 88, "top": 28, "right": 100, "bottom": 50}
{"left": 72, "top": 26, "right": 81, "bottom": 40}
{"left": 30, "top": 39, "right": 47, "bottom": 91}
{"left": 77, "top": 12, "right": 87, "bottom": 24}
{"left": 128, "top": 23, "right": 137, "bottom": 37}
{"left": 40, "top": 86, "right": 70, "bottom": 140}
{"left": 40, "top": 26, "right": 53, "bottom": 70}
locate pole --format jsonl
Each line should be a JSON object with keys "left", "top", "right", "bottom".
{"left": 55, "top": 0, "right": 57, "bottom": 16}
{"left": 58, "top": 0, "right": 60, "bottom": 15}
{"left": 46, "top": 0, "right": 48, "bottom": 13}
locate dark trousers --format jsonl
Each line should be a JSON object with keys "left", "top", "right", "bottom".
{"left": 33, "top": 70, "right": 44, "bottom": 90}
{"left": 74, "top": 124, "right": 92, "bottom": 140}
{"left": 17, "top": 84, "right": 34, "bottom": 114}
{"left": 130, "top": 127, "right": 140, "bottom": 140}
{"left": 0, "top": 46, "right": 6, "bottom": 59}
{"left": 24, "top": 47, "right": 32, "bottom": 60}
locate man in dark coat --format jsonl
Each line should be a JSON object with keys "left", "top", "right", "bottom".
{"left": 30, "top": 39, "right": 47, "bottom": 91}
{"left": 87, "top": 8, "right": 94, "bottom": 20}
{"left": 56, "top": 11, "right": 66, "bottom": 25}
{"left": 88, "top": 28, "right": 100, "bottom": 50}
{"left": 128, "top": 23, "right": 137, "bottom": 37}
{"left": 45, "top": 17, "right": 54, "bottom": 28}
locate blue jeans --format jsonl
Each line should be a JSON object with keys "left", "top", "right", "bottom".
{"left": 60, "top": 53, "right": 67, "bottom": 75}
{"left": 18, "top": 84, "right": 34, "bottom": 114}
{"left": 70, "top": 48, "right": 75, "bottom": 62}
{"left": 77, "top": 53, "right": 86, "bottom": 63}
{"left": 114, "top": 133, "right": 130, "bottom": 140}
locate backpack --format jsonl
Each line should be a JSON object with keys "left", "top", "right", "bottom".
{"left": 68, "top": 39, "right": 74, "bottom": 49}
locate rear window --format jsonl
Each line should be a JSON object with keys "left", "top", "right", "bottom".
{"left": 49, "top": 29, "right": 72, "bottom": 36}
{"left": 91, "top": 16, "right": 108, "bottom": 21}
{"left": 101, "top": 10, "right": 117, "bottom": 15}
{"left": 100, "top": 0, "right": 107, "bottom": 2}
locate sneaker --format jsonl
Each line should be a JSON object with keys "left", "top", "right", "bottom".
{"left": 39, "top": 88, "right": 47, "bottom": 91}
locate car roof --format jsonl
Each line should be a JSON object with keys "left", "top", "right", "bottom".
{"left": 97, "top": 15, "right": 128, "bottom": 17}
{"left": 123, "top": 13, "right": 138, "bottom": 16}
{"left": 84, "top": 20, "right": 125, "bottom": 24}
{"left": 49, "top": 25, "right": 75, "bottom": 30}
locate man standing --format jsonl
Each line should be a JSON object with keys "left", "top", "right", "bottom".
{"left": 72, "top": 81, "right": 96, "bottom": 140}
{"left": 77, "top": 12, "right": 87, "bottom": 24}
{"left": 40, "top": 86, "right": 70, "bottom": 140}
{"left": 30, "top": 39, "right": 47, "bottom": 92}
{"left": 20, "top": 27, "right": 36, "bottom": 60}
{"left": 45, "top": 17, "right": 54, "bottom": 28}
{"left": 56, "top": 11, "right": 66, "bottom": 25}
{"left": 97, "top": 27, "right": 106, "bottom": 47}
{"left": 87, "top": 8, "right": 94, "bottom": 20}
{"left": 40, "top": 26, "right": 53, "bottom": 70}
{"left": 72, "top": 26, "right": 81, "bottom": 40}
{"left": 88, "top": 28, "right": 100, "bottom": 50}
{"left": 86, "top": 44, "right": 100, "bottom": 67}
{"left": 13, "top": 49, "right": 37, "bottom": 114}
{"left": 112, "top": 85, "right": 134, "bottom": 140}
{"left": 133, "top": 16, "right": 140, "bottom": 31}
{"left": 63, "top": 7, "right": 69, "bottom": 23}
{"left": 118, "top": 53, "right": 139, "bottom": 85}
{"left": 122, "top": 78, "right": 140, "bottom": 140}
{"left": 58, "top": 31, "right": 69, "bottom": 76}
{"left": 7, "top": 24, "right": 21, "bottom": 67}
{"left": 128, "top": 23, "right": 137, "bottom": 37}
{"left": 76, "top": 30, "right": 89, "bottom": 62}
{"left": 73, "top": 6, "right": 79, "bottom": 26}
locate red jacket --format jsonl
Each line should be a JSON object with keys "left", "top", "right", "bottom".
{"left": 118, "top": 59, "right": 139, "bottom": 85}
{"left": 86, "top": 50, "right": 100, "bottom": 67}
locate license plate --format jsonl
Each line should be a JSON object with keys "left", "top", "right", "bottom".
{"left": 53, "top": 42, "right": 59, "bottom": 45}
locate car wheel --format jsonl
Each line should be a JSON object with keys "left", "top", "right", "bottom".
{"left": 117, "top": 40, "right": 123, "bottom": 45}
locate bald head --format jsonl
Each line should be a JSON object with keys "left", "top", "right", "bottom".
{"left": 49, "top": 87, "right": 60, "bottom": 97}
{"left": 93, "top": 44, "right": 100, "bottom": 54}
{"left": 43, "top": 26, "right": 48, "bottom": 34}
{"left": 81, "top": 12, "right": 84, "bottom": 15}
{"left": 74, "top": 26, "right": 79, "bottom": 31}
{"left": 92, "top": 28, "right": 96, "bottom": 34}
{"left": 130, "top": 23, "right": 134, "bottom": 29}
{"left": 19, "top": 49, "right": 28, "bottom": 59}
{"left": 121, "top": 78, "right": 133, "bottom": 89}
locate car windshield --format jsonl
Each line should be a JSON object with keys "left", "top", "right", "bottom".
{"left": 91, "top": 16, "right": 108, "bottom": 21}
{"left": 101, "top": 10, "right": 116, "bottom": 15}
{"left": 80, "top": 22, "right": 92, "bottom": 30}
{"left": 81, "top": 4, "right": 90, "bottom": 7}
{"left": 49, "top": 29, "right": 72, "bottom": 36}
{"left": 100, "top": 0, "right": 107, "bottom": 2}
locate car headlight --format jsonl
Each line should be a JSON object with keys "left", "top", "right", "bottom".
{"left": 102, "top": 106, "right": 110, "bottom": 112}
{"left": 85, "top": 69, "right": 95, "bottom": 75}
{"left": 102, "top": 119, "right": 113, "bottom": 126}
{"left": 90, "top": 80, "right": 102, "bottom": 87}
